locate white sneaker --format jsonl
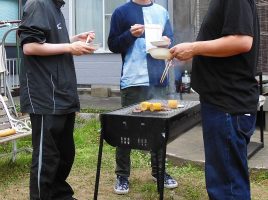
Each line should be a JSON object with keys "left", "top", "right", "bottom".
{"left": 114, "top": 175, "right": 129, "bottom": 194}
{"left": 152, "top": 173, "right": 178, "bottom": 189}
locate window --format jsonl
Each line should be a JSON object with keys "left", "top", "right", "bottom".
{"left": 0, "top": 0, "right": 18, "bottom": 44}
{"left": 74, "top": 0, "right": 127, "bottom": 52}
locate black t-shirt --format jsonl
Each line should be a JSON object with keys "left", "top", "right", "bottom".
{"left": 191, "top": 0, "right": 260, "bottom": 114}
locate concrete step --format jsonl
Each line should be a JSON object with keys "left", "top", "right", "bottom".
{"left": 78, "top": 87, "right": 120, "bottom": 97}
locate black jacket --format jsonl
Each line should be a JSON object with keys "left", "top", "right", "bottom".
{"left": 18, "top": 0, "right": 80, "bottom": 114}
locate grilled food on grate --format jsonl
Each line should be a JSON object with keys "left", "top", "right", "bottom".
{"left": 149, "top": 103, "right": 163, "bottom": 111}
{"left": 133, "top": 100, "right": 181, "bottom": 113}
{"left": 140, "top": 101, "right": 151, "bottom": 111}
{"left": 167, "top": 100, "right": 178, "bottom": 109}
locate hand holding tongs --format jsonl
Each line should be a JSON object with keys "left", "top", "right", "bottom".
{"left": 160, "top": 59, "right": 173, "bottom": 84}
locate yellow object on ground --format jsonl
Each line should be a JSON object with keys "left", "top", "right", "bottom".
{"left": 0, "top": 128, "right": 16, "bottom": 137}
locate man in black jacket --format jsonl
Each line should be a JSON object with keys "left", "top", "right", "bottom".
{"left": 170, "top": 0, "right": 259, "bottom": 199}
{"left": 18, "top": 0, "right": 96, "bottom": 199}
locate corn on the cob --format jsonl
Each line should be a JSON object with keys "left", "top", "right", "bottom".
{"left": 168, "top": 100, "right": 178, "bottom": 109}
{"left": 140, "top": 101, "right": 151, "bottom": 111}
{"left": 150, "top": 103, "right": 162, "bottom": 111}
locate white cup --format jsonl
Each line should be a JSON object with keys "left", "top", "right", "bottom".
{"left": 145, "top": 24, "right": 163, "bottom": 51}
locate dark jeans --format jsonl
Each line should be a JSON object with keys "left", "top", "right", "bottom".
{"left": 115, "top": 86, "right": 168, "bottom": 177}
{"left": 201, "top": 102, "right": 256, "bottom": 200}
{"left": 30, "top": 113, "right": 76, "bottom": 200}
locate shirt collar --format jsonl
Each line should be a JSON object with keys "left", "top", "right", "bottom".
{"left": 131, "top": 0, "right": 153, "bottom": 7}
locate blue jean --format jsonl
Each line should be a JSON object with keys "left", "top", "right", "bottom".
{"left": 201, "top": 102, "right": 256, "bottom": 200}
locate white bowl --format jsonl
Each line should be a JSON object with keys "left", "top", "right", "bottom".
{"left": 151, "top": 40, "right": 170, "bottom": 47}
{"left": 148, "top": 48, "right": 172, "bottom": 60}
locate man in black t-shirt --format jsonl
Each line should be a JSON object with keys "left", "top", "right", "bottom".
{"left": 170, "top": 0, "right": 259, "bottom": 199}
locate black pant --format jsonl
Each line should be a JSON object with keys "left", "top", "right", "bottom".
{"left": 115, "top": 86, "right": 168, "bottom": 177}
{"left": 30, "top": 113, "right": 75, "bottom": 200}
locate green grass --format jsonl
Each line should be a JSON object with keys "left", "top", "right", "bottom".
{"left": 0, "top": 116, "right": 268, "bottom": 199}
{"left": 80, "top": 108, "right": 110, "bottom": 114}
{"left": 0, "top": 148, "right": 31, "bottom": 192}
{"left": 251, "top": 169, "right": 268, "bottom": 182}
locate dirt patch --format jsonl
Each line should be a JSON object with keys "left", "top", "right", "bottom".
{"left": 1, "top": 167, "right": 268, "bottom": 200}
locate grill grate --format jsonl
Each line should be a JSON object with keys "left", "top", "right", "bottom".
{"left": 109, "top": 100, "right": 200, "bottom": 118}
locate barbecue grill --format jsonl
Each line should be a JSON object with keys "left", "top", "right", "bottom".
{"left": 93, "top": 100, "right": 201, "bottom": 200}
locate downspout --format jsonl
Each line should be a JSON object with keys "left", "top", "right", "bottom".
{"left": 18, "top": 0, "right": 22, "bottom": 19}
{"left": 167, "top": 0, "right": 178, "bottom": 98}
{"left": 68, "top": 0, "right": 74, "bottom": 36}
{"left": 168, "top": 0, "right": 173, "bottom": 29}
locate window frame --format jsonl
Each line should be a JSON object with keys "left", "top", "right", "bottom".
{"left": 0, "top": 0, "right": 22, "bottom": 46}
{"left": 70, "top": 0, "right": 128, "bottom": 53}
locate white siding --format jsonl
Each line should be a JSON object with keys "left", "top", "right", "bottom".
{"left": 74, "top": 53, "right": 122, "bottom": 85}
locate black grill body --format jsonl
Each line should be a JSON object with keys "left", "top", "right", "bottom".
{"left": 94, "top": 100, "right": 201, "bottom": 200}
{"left": 101, "top": 100, "right": 201, "bottom": 150}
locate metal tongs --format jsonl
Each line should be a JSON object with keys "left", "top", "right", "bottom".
{"left": 160, "top": 59, "right": 173, "bottom": 84}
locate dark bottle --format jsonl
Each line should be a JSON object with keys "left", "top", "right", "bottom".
{"left": 181, "top": 70, "right": 191, "bottom": 93}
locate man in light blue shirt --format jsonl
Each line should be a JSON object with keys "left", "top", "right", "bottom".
{"left": 108, "top": 0, "right": 178, "bottom": 195}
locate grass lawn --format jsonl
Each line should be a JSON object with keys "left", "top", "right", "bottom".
{"left": 0, "top": 117, "right": 268, "bottom": 200}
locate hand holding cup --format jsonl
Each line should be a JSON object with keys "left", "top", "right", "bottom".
{"left": 130, "top": 24, "right": 144, "bottom": 37}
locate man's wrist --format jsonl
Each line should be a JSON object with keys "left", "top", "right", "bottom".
{"left": 192, "top": 42, "right": 201, "bottom": 56}
{"left": 64, "top": 43, "right": 72, "bottom": 53}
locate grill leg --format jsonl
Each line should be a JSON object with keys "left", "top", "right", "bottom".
{"left": 93, "top": 130, "right": 104, "bottom": 200}
{"left": 159, "top": 144, "right": 167, "bottom": 200}
{"left": 155, "top": 152, "right": 160, "bottom": 193}
{"left": 260, "top": 106, "right": 264, "bottom": 145}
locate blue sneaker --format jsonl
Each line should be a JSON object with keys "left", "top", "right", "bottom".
{"left": 114, "top": 175, "right": 129, "bottom": 194}
{"left": 153, "top": 173, "right": 178, "bottom": 189}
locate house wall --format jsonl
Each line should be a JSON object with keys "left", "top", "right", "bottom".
{"left": 155, "top": 0, "right": 167, "bottom": 7}
{"left": 0, "top": 1, "right": 18, "bottom": 44}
